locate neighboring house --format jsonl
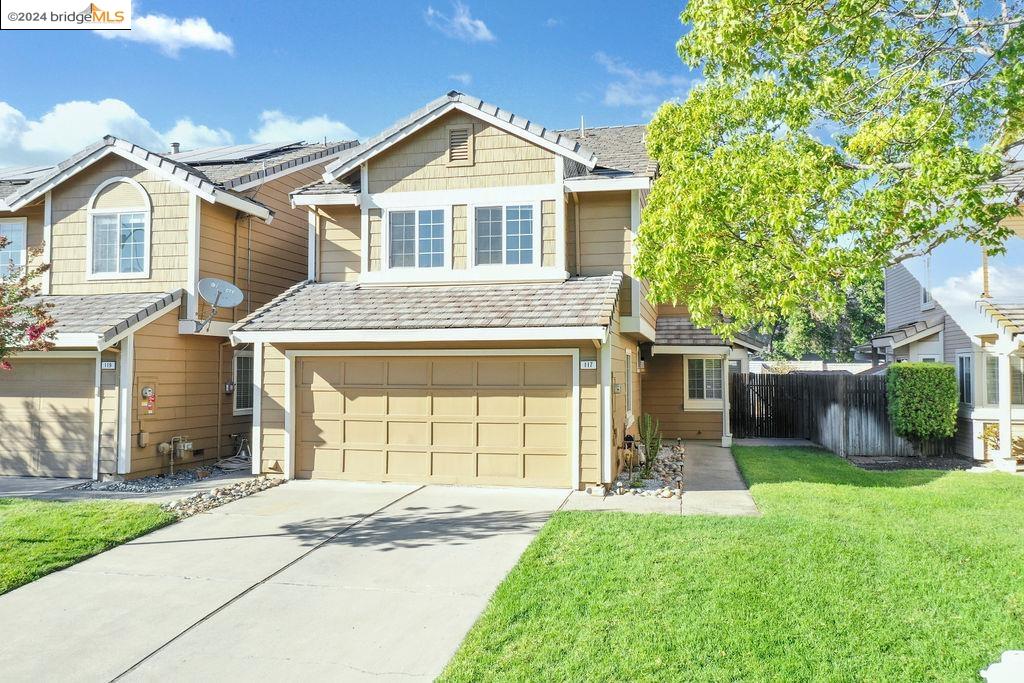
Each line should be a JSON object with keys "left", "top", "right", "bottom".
{"left": 871, "top": 150, "right": 1024, "bottom": 468}
{"left": 0, "top": 137, "right": 357, "bottom": 479}
{"left": 232, "top": 91, "right": 759, "bottom": 490}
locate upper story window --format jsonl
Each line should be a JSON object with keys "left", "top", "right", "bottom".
{"left": 87, "top": 177, "right": 152, "bottom": 280}
{"left": 921, "top": 256, "right": 934, "bottom": 310}
{"left": 387, "top": 208, "right": 448, "bottom": 269}
{"left": 0, "top": 218, "right": 27, "bottom": 277}
{"left": 472, "top": 204, "right": 537, "bottom": 267}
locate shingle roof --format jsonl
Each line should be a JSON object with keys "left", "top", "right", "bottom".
{"left": 322, "top": 91, "right": 597, "bottom": 182}
{"left": 172, "top": 141, "right": 359, "bottom": 189}
{"left": 655, "top": 316, "right": 763, "bottom": 349}
{"left": 871, "top": 316, "right": 944, "bottom": 347}
{"left": 233, "top": 274, "right": 622, "bottom": 333}
{"left": 979, "top": 300, "right": 1024, "bottom": 340}
{"left": 292, "top": 177, "right": 360, "bottom": 198}
{"left": 556, "top": 125, "right": 654, "bottom": 178}
{"left": 28, "top": 290, "right": 182, "bottom": 345}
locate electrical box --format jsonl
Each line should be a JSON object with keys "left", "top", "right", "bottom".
{"left": 138, "top": 378, "right": 158, "bottom": 418}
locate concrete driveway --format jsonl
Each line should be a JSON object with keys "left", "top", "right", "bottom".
{"left": 0, "top": 481, "right": 568, "bottom": 682}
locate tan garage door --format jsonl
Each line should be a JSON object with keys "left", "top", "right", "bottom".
{"left": 0, "top": 358, "right": 95, "bottom": 478}
{"left": 296, "top": 355, "right": 573, "bottom": 487}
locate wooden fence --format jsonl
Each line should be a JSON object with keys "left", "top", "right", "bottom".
{"left": 730, "top": 373, "right": 954, "bottom": 457}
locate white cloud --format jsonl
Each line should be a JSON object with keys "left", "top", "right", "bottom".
{"left": 164, "top": 119, "right": 233, "bottom": 150}
{"left": 594, "top": 52, "right": 690, "bottom": 108}
{"left": 250, "top": 111, "right": 358, "bottom": 144}
{"left": 449, "top": 73, "right": 472, "bottom": 86}
{"left": 94, "top": 13, "right": 233, "bottom": 57}
{"left": 543, "top": 18, "right": 561, "bottom": 28}
{"left": 425, "top": 2, "right": 495, "bottom": 42}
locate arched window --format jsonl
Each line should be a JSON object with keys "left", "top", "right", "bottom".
{"left": 86, "top": 177, "right": 152, "bottom": 279}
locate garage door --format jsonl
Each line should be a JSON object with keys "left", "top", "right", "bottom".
{"left": 296, "top": 356, "right": 573, "bottom": 487}
{"left": 0, "top": 358, "right": 95, "bottom": 477}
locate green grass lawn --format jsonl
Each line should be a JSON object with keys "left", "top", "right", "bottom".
{"left": 442, "top": 447, "right": 1024, "bottom": 682}
{"left": 0, "top": 498, "right": 175, "bottom": 594}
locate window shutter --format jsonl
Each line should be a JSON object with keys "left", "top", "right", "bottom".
{"left": 447, "top": 125, "right": 473, "bottom": 166}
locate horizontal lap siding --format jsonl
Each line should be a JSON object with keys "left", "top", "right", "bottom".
{"left": 129, "top": 307, "right": 250, "bottom": 477}
{"left": 642, "top": 354, "right": 723, "bottom": 439}
{"left": 578, "top": 191, "right": 632, "bottom": 316}
{"left": 367, "top": 112, "right": 554, "bottom": 193}
{"left": 885, "top": 264, "right": 926, "bottom": 331}
{"left": 320, "top": 206, "right": 360, "bottom": 282}
{"left": 50, "top": 155, "right": 188, "bottom": 294}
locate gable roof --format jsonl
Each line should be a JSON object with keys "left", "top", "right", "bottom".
{"left": 0, "top": 165, "right": 54, "bottom": 208}
{"left": 29, "top": 290, "right": 182, "bottom": 349}
{"left": 871, "top": 316, "right": 945, "bottom": 348}
{"left": 321, "top": 91, "right": 598, "bottom": 183}
{"left": 654, "top": 316, "right": 763, "bottom": 351}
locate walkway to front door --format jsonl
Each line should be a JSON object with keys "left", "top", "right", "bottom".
{"left": 0, "top": 482, "right": 569, "bottom": 681}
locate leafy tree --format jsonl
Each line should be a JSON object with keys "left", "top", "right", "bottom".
{"left": 768, "top": 268, "right": 885, "bottom": 361}
{"left": 0, "top": 240, "right": 54, "bottom": 370}
{"left": 636, "top": 0, "right": 1022, "bottom": 338}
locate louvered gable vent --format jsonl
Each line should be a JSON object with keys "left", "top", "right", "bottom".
{"left": 446, "top": 125, "right": 473, "bottom": 166}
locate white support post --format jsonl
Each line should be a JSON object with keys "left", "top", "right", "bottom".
{"left": 251, "top": 341, "right": 263, "bottom": 475}
{"left": 307, "top": 210, "right": 317, "bottom": 281}
{"left": 600, "top": 339, "right": 613, "bottom": 483}
{"left": 116, "top": 334, "right": 135, "bottom": 475}
{"left": 996, "top": 350, "right": 1015, "bottom": 471}
{"left": 721, "top": 352, "right": 733, "bottom": 447}
{"left": 42, "top": 191, "right": 52, "bottom": 294}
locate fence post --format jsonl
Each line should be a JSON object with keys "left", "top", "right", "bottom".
{"left": 837, "top": 374, "right": 849, "bottom": 458}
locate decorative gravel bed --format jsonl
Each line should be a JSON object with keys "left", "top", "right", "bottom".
{"left": 162, "top": 476, "right": 283, "bottom": 519}
{"left": 601, "top": 444, "right": 686, "bottom": 499}
{"left": 72, "top": 467, "right": 221, "bottom": 493}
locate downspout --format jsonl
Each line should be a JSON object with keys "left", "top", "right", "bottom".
{"left": 571, "top": 191, "right": 581, "bottom": 276}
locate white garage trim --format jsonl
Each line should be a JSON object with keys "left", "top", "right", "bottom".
{"left": 251, "top": 341, "right": 263, "bottom": 476}
{"left": 92, "top": 354, "right": 102, "bottom": 481}
{"left": 117, "top": 334, "right": 134, "bottom": 475}
{"left": 600, "top": 340, "right": 612, "bottom": 483}
{"left": 282, "top": 348, "right": 581, "bottom": 488}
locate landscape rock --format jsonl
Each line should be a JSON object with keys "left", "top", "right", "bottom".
{"left": 160, "top": 476, "right": 284, "bottom": 519}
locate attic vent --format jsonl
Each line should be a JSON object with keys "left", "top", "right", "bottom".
{"left": 446, "top": 125, "right": 474, "bottom": 166}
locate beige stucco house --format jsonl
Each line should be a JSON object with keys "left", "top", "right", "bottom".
{"left": 870, "top": 152, "right": 1024, "bottom": 469}
{"left": 232, "top": 92, "right": 759, "bottom": 489}
{"left": 0, "top": 137, "right": 357, "bottom": 479}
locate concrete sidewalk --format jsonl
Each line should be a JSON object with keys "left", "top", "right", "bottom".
{"left": 0, "top": 481, "right": 568, "bottom": 682}
{"left": 0, "top": 476, "right": 85, "bottom": 497}
{"left": 563, "top": 441, "right": 760, "bottom": 516}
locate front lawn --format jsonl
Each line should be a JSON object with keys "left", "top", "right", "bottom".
{"left": 442, "top": 447, "right": 1024, "bottom": 682}
{"left": 0, "top": 498, "right": 175, "bottom": 594}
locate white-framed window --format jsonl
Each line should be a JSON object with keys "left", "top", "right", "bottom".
{"left": 985, "top": 354, "right": 1000, "bottom": 406}
{"left": 625, "top": 351, "right": 634, "bottom": 417}
{"left": 956, "top": 353, "right": 973, "bottom": 406}
{"left": 991, "top": 354, "right": 1024, "bottom": 406}
{"left": 86, "top": 177, "right": 152, "bottom": 280}
{"left": 921, "top": 256, "right": 934, "bottom": 310}
{"left": 919, "top": 356, "right": 938, "bottom": 363}
{"left": 685, "top": 356, "right": 724, "bottom": 410}
{"left": 469, "top": 202, "right": 540, "bottom": 267}
{"left": 233, "top": 349, "right": 254, "bottom": 416}
{"left": 386, "top": 208, "right": 448, "bottom": 269}
{"left": 0, "top": 218, "right": 27, "bottom": 277}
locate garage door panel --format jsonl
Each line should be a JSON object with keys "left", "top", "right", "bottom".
{"left": 0, "top": 359, "right": 95, "bottom": 478}
{"left": 477, "top": 422, "right": 521, "bottom": 448}
{"left": 387, "top": 360, "right": 429, "bottom": 386}
{"left": 386, "top": 451, "right": 429, "bottom": 477}
{"left": 303, "top": 360, "right": 342, "bottom": 387}
{"left": 387, "top": 392, "right": 430, "bottom": 416}
{"left": 477, "top": 361, "right": 521, "bottom": 386}
{"left": 343, "top": 360, "right": 384, "bottom": 385}
{"left": 345, "top": 390, "right": 386, "bottom": 415}
{"left": 296, "top": 356, "right": 572, "bottom": 487}
{"left": 344, "top": 419, "right": 385, "bottom": 445}
{"left": 477, "top": 393, "right": 521, "bottom": 418}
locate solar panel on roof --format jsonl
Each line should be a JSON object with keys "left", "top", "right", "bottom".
{"left": 0, "top": 164, "right": 53, "bottom": 181}
{"left": 169, "top": 141, "right": 303, "bottom": 164}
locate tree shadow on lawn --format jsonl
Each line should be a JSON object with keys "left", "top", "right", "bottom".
{"left": 733, "top": 445, "right": 955, "bottom": 489}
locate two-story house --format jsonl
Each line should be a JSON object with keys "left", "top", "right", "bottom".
{"left": 0, "top": 136, "right": 357, "bottom": 479}
{"left": 871, "top": 150, "right": 1024, "bottom": 469}
{"left": 232, "top": 92, "right": 759, "bottom": 489}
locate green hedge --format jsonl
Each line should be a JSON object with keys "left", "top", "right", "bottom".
{"left": 887, "top": 363, "right": 958, "bottom": 441}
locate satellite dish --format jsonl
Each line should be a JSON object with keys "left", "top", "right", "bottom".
{"left": 198, "top": 278, "right": 244, "bottom": 309}
{"left": 194, "top": 278, "right": 244, "bottom": 333}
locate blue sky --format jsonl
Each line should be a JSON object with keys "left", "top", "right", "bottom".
{"left": 0, "top": 0, "right": 695, "bottom": 167}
